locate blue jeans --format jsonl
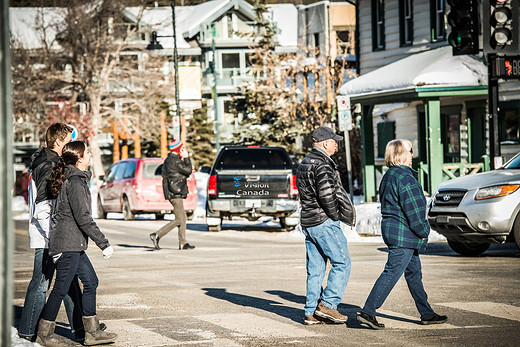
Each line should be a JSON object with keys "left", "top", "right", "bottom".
{"left": 18, "top": 248, "right": 83, "bottom": 338}
{"left": 42, "top": 252, "right": 99, "bottom": 321}
{"left": 302, "top": 219, "right": 351, "bottom": 316}
{"left": 362, "top": 247, "right": 435, "bottom": 319}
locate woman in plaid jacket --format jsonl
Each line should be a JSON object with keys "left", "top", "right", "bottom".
{"left": 356, "top": 139, "right": 448, "bottom": 330}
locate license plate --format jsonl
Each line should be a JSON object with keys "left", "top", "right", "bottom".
{"left": 245, "top": 200, "right": 262, "bottom": 208}
{"left": 436, "top": 216, "right": 448, "bottom": 223}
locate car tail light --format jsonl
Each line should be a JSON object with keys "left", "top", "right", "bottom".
{"left": 208, "top": 175, "right": 217, "bottom": 196}
{"left": 133, "top": 180, "right": 142, "bottom": 195}
{"left": 290, "top": 174, "right": 298, "bottom": 196}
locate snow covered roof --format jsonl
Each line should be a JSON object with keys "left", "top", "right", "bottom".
{"left": 9, "top": 7, "right": 67, "bottom": 50}
{"left": 339, "top": 46, "right": 488, "bottom": 99}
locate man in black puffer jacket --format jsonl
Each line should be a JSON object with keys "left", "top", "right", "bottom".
{"left": 296, "top": 126, "right": 356, "bottom": 326}
{"left": 149, "top": 139, "right": 195, "bottom": 250}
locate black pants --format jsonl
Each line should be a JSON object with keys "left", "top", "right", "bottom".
{"left": 42, "top": 251, "right": 99, "bottom": 321}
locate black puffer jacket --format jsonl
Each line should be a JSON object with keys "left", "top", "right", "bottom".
{"left": 161, "top": 153, "right": 192, "bottom": 200}
{"left": 296, "top": 147, "right": 356, "bottom": 227}
{"left": 49, "top": 165, "right": 110, "bottom": 256}
{"left": 30, "top": 147, "right": 61, "bottom": 204}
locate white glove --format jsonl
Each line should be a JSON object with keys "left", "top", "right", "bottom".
{"left": 102, "top": 246, "right": 113, "bottom": 259}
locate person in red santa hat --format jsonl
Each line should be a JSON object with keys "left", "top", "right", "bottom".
{"left": 149, "top": 139, "right": 195, "bottom": 250}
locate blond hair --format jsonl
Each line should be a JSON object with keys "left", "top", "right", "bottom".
{"left": 385, "top": 139, "right": 412, "bottom": 167}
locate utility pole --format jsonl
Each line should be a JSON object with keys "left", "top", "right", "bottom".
{"left": 171, "top": 0, "right": 181, "bottom": 141}
{"left": 211, "top": 25, "right": 220, "bottom": 153}
{"left": 488, "top": 54, "right": 501, "bottom": 169}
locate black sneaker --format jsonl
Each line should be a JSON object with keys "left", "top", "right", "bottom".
{"left": 149, "top": 233, "right": 160, "bottom": 250}
{"left": 180, "top": 243, "right": 195, "bottom": 250}
{"left": 421, "top": 313, "right": 448, "bottom": 325}
{"left": 357, "top": 312, "right": 385, "bottom": 330}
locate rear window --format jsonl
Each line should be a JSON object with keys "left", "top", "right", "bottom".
{"left": 215, "top": 148, "right": 292, "bottom": 170}
{"left": 123, "top": 161, "right": 137, "bottom": 179}
{"left": 142, "top": 162, "right": 163, "bottom": 178}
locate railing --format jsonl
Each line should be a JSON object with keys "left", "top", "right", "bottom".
{"left": 418, "top": 156, "right": 490, "bottom": 193}
{"left": 374, "top": 157, "right": 490, "bottom": 196}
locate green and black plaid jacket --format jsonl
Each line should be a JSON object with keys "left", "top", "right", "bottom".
{"left": 379, "top": 165, "right": 430, "bottom": 250}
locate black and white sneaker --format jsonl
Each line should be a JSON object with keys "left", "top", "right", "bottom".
{"left": 421, "top": 313, "right": 448, "bottom": 325}
{"left": 357, "top": 312, "right": 385, "bottom": 330}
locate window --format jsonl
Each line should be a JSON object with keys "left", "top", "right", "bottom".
{"left": 123, "top": 161, "right": 136, "bottom": 179}
{"left": 313, "top": 33, "right": 320, "bottom": 56}
{"left": 500, "top": 106, "right": 520, "bottom": 142}
{"left": 372, "top": 0, "right": 385, "bottom": 50}
{"left": 222, "top": 53, "right": 240, "bottom": 69}
{"left": 377, "top": 121, "right": 395, "bottom": 158}
{"left": 441, "top": 110, "right": 461, "bottom": 163}
{"left": 399, "top": 0, "right": 413, "bottom": 46}
{"left": 142, "top": 162, "right": 163, "bottom": 178}
{"left": 216, "top": 149, "right": 292, "bottom": 170}
{"left": 336, "top": 30, "right": 352, "bottom": 55}
{"left": 114, "top": 162, "right": 127, "bottom": 180}
{"left": 430, "top": 0, "right": 446, "bottom": 42}
{"left": 105, "top": 163, "right": 119, "bottom": 182}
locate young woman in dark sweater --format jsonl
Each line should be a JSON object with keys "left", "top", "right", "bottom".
{"left": 36, "top": 141, "right": 117, "bottom": 346}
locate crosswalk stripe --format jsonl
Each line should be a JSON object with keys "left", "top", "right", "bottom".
{"left": 377, "top": 310, "right": 459, "bottom": 329}
{"left": 103, "top": 320, "right": 179, "bottom": 346}
{"left": 437, "top": 301, "right": 520, "bottom": 322}
{"left": 196, "top": 313, "right": 322, "bottom": 338}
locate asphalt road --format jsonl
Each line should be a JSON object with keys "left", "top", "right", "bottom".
{"left": 12, "top": 216, "right": 520, "bottom": 346}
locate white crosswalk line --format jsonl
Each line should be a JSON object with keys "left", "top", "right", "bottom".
{"left": 438, "top": 302, "right": 520, "bottom": 322}
{"left": 377, "top": 310, "right": 459, "bottom": 329}
{"left": 103, "top": 320, "right": 179, "bottom": 346}
{"left": 196, "top": 313, "right": 322, "bottom": 338}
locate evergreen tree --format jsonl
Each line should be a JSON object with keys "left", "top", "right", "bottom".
{"left": 186, "top": 104, "right": 215, "bottom": 170}
{"left": 232, "top": 0, "right": 333, "bottom": 160}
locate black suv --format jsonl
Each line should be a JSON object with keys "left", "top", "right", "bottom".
{"left": 206, "top": 146, "right": 299, "bottom": 231}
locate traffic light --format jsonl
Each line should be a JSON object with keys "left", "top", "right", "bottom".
{"left": 483, "top": 0, "right": 519, "bottom": 54}
{"left": 447, "top": 0, "right": 480, "bottom": 55}
{"left": 492, "top": 55, "right": 520, "bottom": 79}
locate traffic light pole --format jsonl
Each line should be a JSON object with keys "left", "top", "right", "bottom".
{"left": 488, "top": 54, "right": 502, "bottom": 170}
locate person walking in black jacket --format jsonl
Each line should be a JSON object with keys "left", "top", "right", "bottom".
{"left": 18, "top": 123, "right": 85, "bottom": 342}
{"left": 149, "top": 139, "right": 195, "bottom": 250}
{"left": 296, "top": 126, "right": 356, "bottom": 325}
{"left": 36, "top": 141, "right": 117, "bottom": 347}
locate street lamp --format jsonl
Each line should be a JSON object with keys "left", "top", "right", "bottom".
{"left": 145, "top": 1, "right": 181, "bottom": 141}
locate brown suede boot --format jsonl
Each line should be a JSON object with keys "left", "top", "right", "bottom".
{"left": 83, "top": 315, "right": 117, "bottom": 346}
{"left": 35, "top": 319, "right": 63, "bottom": 347}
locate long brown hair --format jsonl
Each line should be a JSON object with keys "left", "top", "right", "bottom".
{"left": 50, "top": 141, "right": 86, "bottom": 196}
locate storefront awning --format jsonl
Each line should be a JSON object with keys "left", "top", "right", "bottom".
{"left": 339, "top": 46, "right": 487, "bottom": 102}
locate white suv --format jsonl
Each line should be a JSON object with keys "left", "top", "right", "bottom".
{"left": 428, "top": 152, "right": 520, "bottom": 256}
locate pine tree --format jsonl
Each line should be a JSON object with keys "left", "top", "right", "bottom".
{"left": 232, "top": 0, "right": 333, "bottom": 160}
{"left": 186, "top": 103, "right": 215, "bottom": 170}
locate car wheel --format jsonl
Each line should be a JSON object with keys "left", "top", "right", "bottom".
{"left": 122, "top": 197, "right": 135, "bottom": 221}
{"left": 97, "top": 196, "right": 106, "bottom": 219}
{"left": 512, "top": 214, "right": 520, "bottom": 250}
{"left": 186, "top": 211, "right": 194, "bottom": 221}
{"left": 279, "top": 217, "right": 296, "bottom": 232}
{"left": 155, "top": 213, "right": 164, "bottom": 220}
{"left": 447, "top": 240, "right": 490, "bottom": 256}
{"left": 208, "top": 223, "right": 221, "bottom": 232}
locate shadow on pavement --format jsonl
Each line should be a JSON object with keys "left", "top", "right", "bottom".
{"left": 116, "top": 243, "right": 156, "bottom": 251}
{"left": 202, "top": 287, "right": 303, "bottom": 324}
{"left": 265, "top": 290, "right": 363, "bottom": 328}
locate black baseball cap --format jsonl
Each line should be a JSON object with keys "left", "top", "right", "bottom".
{"left": 311, "top": 126, "right": 343, "bottom": 142}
